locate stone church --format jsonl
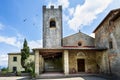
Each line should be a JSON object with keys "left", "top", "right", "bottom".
{"left": 8, "top": 6, "right": 120, "bottom": 77}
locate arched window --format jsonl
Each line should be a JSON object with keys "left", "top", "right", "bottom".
{"left": 50, "top": 19, "right": 56, "bottom": 28}
{"left": 78, "top": 42, "right": 82, "bottom": 46}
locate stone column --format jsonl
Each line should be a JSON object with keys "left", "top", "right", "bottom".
{"left": 35, "top": 50, "right": 39, "bottom": 76}
{"left": 63, "top": 50, "right": 69, "bottom": 75}
{"left": 39, "top": 55, "right": 43, "bottom": 73}
{"left": 41, "top": 57, "right": 44, "bottom": 72}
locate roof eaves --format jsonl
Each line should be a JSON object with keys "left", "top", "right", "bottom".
{"left": 93, "top": 8, "right": 120, "bottom": 33}
{"left": 110, "top": 10, "right": 120, "bottom": 21}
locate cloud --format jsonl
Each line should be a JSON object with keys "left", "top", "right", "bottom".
{"left": 0, "top": 35, "right": 23, "bottom": 48}
{"left": 46, "top": 0, "right": 112, "bottom": 31}
{"left": 68, "top": 8, "right": 74, "bottom": 16}
{"left": 0, "top": 22, "right": 4, "bottom": 30}
{"left": 58, "top": 0, "right": 69, "bottom": 9}
{"left": 28, "top": 40, "right": 42, "bottom": 49}
{"left": 0, "top": 54, "right": 8, "bottom": 68}
{"left": 63, "top": 14, "right": 69, "bottom": 22}
{"left": 0, "top": 39, "right": 42, "bottom": 68}
{"left": 0, "top": 34, "right": 43, "bottom": 49}
{"left": 68, "top": 0, "right": 112, "bottom": 31}
{"left": 47, "top": 0, "right": 69, "bottom": 9}
{"left": 90, "top": 33, "right": 95, "bottom": 38}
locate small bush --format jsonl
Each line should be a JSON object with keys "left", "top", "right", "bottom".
{"left": 16, "top": 71, "right": 21, "bottom": 76}
{"left": 1, "top": 67, "right": 9, "bottom": 76}
{"left": 1, "top": 71, "right": 8, "bottom": 76}
{"left": 31, "top": 72, "right": 36, "bottom": 78}
{"left": 1, "top": 67, "right": 8, "bottom": 71}
{"left": 26, "top": 61, "right": 35, "bottom": 78}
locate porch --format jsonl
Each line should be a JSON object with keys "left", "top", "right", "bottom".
{"left": 33, "top": 47, "right": 107, "bottom": 77}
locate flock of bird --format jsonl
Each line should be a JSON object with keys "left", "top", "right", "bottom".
{"left": 23, "top": 14, "right": 39, "bottom": 26}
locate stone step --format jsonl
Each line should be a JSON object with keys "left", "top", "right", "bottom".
{"left": 37, "top": 73, "right": 111, "bottom": 79}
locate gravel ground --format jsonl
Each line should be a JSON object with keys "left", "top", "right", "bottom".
{"left": 0, "top": 76, "right": 26, "bottom": 80}
{"left": 39, "top": 77, "right": 107, "bottom": 80}
{"left": 0, "top": 76, "right": 107, "bottom": 80}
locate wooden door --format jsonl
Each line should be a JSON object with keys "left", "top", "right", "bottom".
{"left": 77, "top": 59, "right": 85, "bottom": 72}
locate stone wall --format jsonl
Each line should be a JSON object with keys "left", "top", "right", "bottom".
{"left": 68, "top": 50, "right": 98, "bottom": 73}
{"left": 63, "top": 32, "right": 94, "bottom": 47}
{"left": 43, "top": 6, "right": 62, "bottom": 48}
{"left": 95, "top": 11, "right": 120, "bottom": 76}
{"left": 96, "top": 51, "right": 109, "bottom": 73}
{"left": 110, "top": 17, "right": 120, "bottom": 76}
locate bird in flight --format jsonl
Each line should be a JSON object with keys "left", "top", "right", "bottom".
{"left": 23, "top": 19, "right": 27, "bottom": 22}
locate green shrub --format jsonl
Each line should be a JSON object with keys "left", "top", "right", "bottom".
{"left": 31, "top": 73, "right": 37, "bottom": 78}
{"left": 16, "top": 71, "right": 21, "bottom": 76}
{"left": 1, "top": 71, "right": 7, "bottom": 75}
{"left": 1, "top": 67, "right": 8, "bottom": 71}
{"left": 1, "top": 67, "right": 8, "bottom": 76}
{"left": 24, "top": 61, "right": 35, "bottom": 77}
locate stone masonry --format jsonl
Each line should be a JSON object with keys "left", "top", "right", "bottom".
{"left": 43, "top": 5, "right": 62, "bottom": 48}
{"left": 94, "top": 9, "right": 120, "bottom": 77}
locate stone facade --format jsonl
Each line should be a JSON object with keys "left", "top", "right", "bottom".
{"left": 68, "top": 50, "right": 101, "bottom": 73}
{"left": 63, "top": 32, "right": 94, "bottom": 47}
{"left": 94, "top": 9, "right": 120, "bottom": 77}
{"left": 43, "top": 6, "right": 62, "bottom": 48}
{"left": 8, "top": 6, "right": 120, "bottom": 78}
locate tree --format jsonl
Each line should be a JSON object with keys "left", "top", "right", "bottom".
{"left": 21, "top": 39, "right": 30, "bottom": 72}
{"left": 26, "top": 61, "right": 35, "bottom": 77}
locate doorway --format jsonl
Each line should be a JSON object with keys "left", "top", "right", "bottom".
{"left": 77, "top": 59, "right": 85, "bottom": 72}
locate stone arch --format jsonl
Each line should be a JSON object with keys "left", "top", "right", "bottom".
{"left": 77, "top": 52, "right": 86, "bottom": 58}
{"left": 76, "top": 52, "right": 86, "bottom": 72}
{"left": 49, "top": 18, "right": 56, "bottom": 28}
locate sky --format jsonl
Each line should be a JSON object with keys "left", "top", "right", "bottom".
{"left": 0, "top": 0, "right": 120, "bottom": 68}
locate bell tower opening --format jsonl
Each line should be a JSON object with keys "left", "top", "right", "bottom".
{"left": 50, "top": 19, "right": 56, "bottom": 28}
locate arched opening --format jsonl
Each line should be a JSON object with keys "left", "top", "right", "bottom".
{"left": 50, "top": 19, "right": 56, "bottom": 28}
{"left": 78, "top": 42, "right": 82, "bottom": 46}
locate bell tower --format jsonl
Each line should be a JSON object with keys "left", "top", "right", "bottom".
{"left": 43, "top": 5, "right": 62, "bottom": 48}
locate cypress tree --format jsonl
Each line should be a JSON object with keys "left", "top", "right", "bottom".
{"left": 21, "top": 39, "right": 30, "bottom": 72}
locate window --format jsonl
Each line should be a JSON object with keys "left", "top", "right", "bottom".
{"left": 13, "top": 57, "right": 17, "bottom": 61}
{"left": 50, "top": 20, "right": 56, "bottom": 28}
{"left": 13, "top": 67, "right": 17, "bottom": 72}
{"left": 109, "top": 41, "right": 113, "bottom": 49}
{"left": 78, "top": 42, "right": 82, "bottom": 46}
